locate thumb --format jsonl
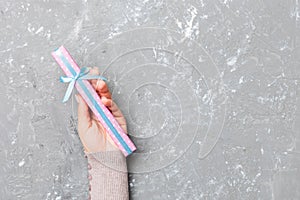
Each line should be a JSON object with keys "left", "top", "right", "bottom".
{"left": 76, "top": 94, "right": 91, "bottom": 134}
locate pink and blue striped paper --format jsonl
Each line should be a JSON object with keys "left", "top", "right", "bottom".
{"left": 52, "top": 46, "right": 136, "bottom": 157}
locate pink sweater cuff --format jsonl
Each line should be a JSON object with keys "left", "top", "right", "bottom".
{"left": 86, "top": 151, "right": 129, "bottom": 200}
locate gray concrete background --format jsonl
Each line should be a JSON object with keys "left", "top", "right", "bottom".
{"left": 0, "top": 0, "right": 300, "bottom": 199}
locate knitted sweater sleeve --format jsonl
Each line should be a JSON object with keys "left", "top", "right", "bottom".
{"left": 86, "top": 151, "right": 129, "bottom": 200}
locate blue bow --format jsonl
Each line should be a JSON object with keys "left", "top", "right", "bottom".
{"left": 60, "top": 67, "right": 108, "bottom": 103}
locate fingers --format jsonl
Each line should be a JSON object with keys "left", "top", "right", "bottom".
{"left": 95, "top": 79, "right": 112, "bottom": 99}
{"left": 89, "top": 67, "right": 100, "bottom": 87}
{"left": 101, "top": 96, "right": 127, "bottom": 134}
{"left": 89, "top": 67, "right": 112, "bottom": 99}
{"left": 76, "top": 94, "right": 92, "bottom": 134}
{"left": 101, "top": 96, "right": 123, "bottom": 117}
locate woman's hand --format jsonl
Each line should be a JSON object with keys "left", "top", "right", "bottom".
{"left": 75, "top": 67, "right": 127, "bottom": 153}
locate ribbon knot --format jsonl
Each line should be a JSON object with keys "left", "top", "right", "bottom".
{"left": 60, "top": 67, "right": 107, "bottom": 103}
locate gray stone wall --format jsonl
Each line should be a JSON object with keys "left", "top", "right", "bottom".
{"left": 0, "top": 0, "right": 299, "bottom": 199}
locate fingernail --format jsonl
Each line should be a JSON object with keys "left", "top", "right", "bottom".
{"left": 102, "top": 96, "right": 107, "bottom": 102}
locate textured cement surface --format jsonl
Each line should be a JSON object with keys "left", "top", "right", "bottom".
{"left": 1, "top": 0, "right": 300, "bottom": 199}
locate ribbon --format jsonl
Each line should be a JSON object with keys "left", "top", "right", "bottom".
{"left": 60, "top": 67, "right": 108, "bottom": 103}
